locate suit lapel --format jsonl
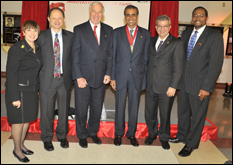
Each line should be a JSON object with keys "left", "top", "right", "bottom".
{"left": 156, "top": 34, "right": 173, "bottom": 55}
{"left": 132, "top": 27, "right": 142, "bottom": 54}
{"left": 150, "top": 36, "right": 158, "bottom": 55}
{"left": 120, "top": 26, "right": 131, "bottom": 54}
{"left": 85, "top": 21, "right": 99, "bottom": 51}
{"left": 188, "top": 27, "right": 208, "bottom": 61}
{"left": 46, "top": 29, "right": 55, "bottom": 61}
{"left": 99, "top": 23, "right": 107, "bottom": 52}
{"left": 62, "top": 30, "right": 68, "bottom": 66}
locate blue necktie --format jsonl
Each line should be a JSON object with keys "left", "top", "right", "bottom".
{"left": 187, "top": 31, "right": 198, "bottom": 60}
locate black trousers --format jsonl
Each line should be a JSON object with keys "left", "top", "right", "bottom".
{"left": 176, "top": 90, "right": 211, "bottom": 149}
{"left": 74, "top": 82, "right": 106, "bottom": 139}
{"left": 145, "top": 90, "right": 175, "bottom": 141}
{"left": 40, "top": 77, "right": 70, "bottom": 142}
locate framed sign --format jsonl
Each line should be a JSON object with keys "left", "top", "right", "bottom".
{"left": 3, "top": 14, "right": 21, "bottom": 43}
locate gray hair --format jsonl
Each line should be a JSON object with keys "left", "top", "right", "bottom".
{"left": 156, "top": 15, "right": 171, "bottom": 26}
{"left": 89, "top": 1, "right": 105, "bottom": 13}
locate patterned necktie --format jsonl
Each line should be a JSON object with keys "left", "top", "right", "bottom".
{"left": 130, "top": 30, "right": 134, "bottom": 40}
{"left": 54, "top": 34, "right": 61, "bottom": 77}
{"left": 157, "top": 41, "right": 163, "bottom": 52}
{"left": 94, "top": 26, "right": 98, "bottom": 44}
{"left": 187, "top": 31, "right": 198, "bottom": 60}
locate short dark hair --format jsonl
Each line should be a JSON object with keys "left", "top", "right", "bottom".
{"left": 48, "top": 7, "right": 65, "bottom": 18}
{"left": 124, "top": 5, "right": 139, "bottom": 15}
{"left": 192, "top": 6, "right": 208, "bottom": 17}
{"left": 22, "top": 20, "right": 40, "bottom": 34}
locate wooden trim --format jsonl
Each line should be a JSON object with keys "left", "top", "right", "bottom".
{"left": 1, "top": 72, "right": 6, "bottom": 78}
{"left": 215, "top": 83, "right": 227, "bottom": 89}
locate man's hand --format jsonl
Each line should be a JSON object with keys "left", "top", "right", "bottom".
{"left": 110, "top": 80, "right": 116, "bottom": 91}
{"left": 12, "top": 100, "right": 21, "bottom": 108}
{"left": 166, "top": 87, "right": 176, "bottom": 97}
{"left": 198, "top": 89, "right": 210, "bottom": 101}
{"left": 103, "top": 75, "right": 111, "bottom": 84}
{"left": 77, "top": 78, "right": 88, "bottom": 88}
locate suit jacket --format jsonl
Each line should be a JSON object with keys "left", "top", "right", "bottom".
{"left": 180, "top": 26, "right": 224, "bottom": 95}
{"left": 146, "top": 34, "right": 184, "bottom": 94}
{"left": 37, "top": 29, "right": 73, "bottom": 92}
{"left": 5, "top": 37, "right": 42, "bottom": 101}
{"left": 111, "top": 25, "right": 150, "bottom": 91}
{"left": 71, "top": 21, "right": 113, "bottom": 88}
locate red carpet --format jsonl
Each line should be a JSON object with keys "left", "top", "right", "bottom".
{"left": 1, "top": 117, "right": 217, "bottom": 141}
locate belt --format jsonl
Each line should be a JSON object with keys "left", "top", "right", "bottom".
{"left": 54, "top": 74, "right": 63, "bottom": 78}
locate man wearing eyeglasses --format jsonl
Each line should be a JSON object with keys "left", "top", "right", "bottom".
{"left": 169, "top": 6, "right": 224, "bottom": 157}
{"left": 145, "top": 15, "right": 184, "bottom": 150}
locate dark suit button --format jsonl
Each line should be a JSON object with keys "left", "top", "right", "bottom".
{"left": 103, "top": 60, "right": 105, "bottom": 62}
{"left": 129, "top": 69, "right": 131, "bottom": 72}
{"left": 94, "top": 60, "right": 96, "bottom": 62}
{"left": 90, "top": 50, "right": 92, "bottom": 53}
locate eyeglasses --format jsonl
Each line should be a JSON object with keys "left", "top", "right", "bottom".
{"left": 156, "top": 25, "right": 170, "bottom": 29}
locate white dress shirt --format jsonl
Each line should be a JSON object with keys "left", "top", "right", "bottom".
{"left": 155, "top": 34, "right": 169, "bottom": 51}
{"left": 89, "top": 20, "right": 101, "bottom": 45}
{"left": 188, "top": 25, "right": 206, "bottom": 47}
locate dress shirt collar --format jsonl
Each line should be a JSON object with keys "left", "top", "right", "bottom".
{"left": 89, "top": 20, "right": 101, "bottom": 30}
{"left": 193, "top": 25, "right": 206, "bottom": 35}
{"left": 51, "top": 28, "right": 62, "bottom": 38}
{"left": 158, "top": 33, "right": 169, "bottom": 42}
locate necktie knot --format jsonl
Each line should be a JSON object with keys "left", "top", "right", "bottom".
{"left": 94, "top": 26, "right": 98, "bottom": 30}
{"left": 55, "top": 33, "right": 58, "bottom": 37}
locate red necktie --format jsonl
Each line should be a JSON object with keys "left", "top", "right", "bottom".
{"left": 94, "top": 26, "right": 98, "bottom": 44}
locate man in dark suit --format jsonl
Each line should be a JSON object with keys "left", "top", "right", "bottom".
{"left": 110, "top": 5, "right": 150, "bottom": 147}
{"left": 169, "top": 6, "right": 224, "bottom": 157}
{"left": 37, "top": 7, "right": 73, "bottom": 151}
{"left": 145, "top": 15, "right": 184, "bottom": 150}
{"left": 71, "top": 1, "right": 113, "bottom": 148}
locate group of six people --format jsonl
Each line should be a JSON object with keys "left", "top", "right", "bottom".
{"left": 5, "top": 2, "right": 224, "bottom": 163}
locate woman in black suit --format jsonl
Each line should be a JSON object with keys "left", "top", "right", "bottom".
{"left": 5, "top": 20, "right": 42, "bottom": 163}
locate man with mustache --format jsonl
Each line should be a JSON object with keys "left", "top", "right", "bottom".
{"left": 169, "top": 6, "right": 224, "bottom": 157}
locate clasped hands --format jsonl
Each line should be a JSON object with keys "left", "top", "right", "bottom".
{"left": 77, "top": 75, "right": 111, "bottom": 88}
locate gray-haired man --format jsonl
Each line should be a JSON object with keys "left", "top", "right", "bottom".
{"left": 145, "top": 15, "right": 184, "bottom": 149}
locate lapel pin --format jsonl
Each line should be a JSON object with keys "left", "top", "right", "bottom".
{"left": 167, "top": 41, "right": 169, "bottom": 44}
{"left": 141, "top": 36, "right": 143, "bottom": 38}
{"left": 199, "top": 43, "right": 202, "bottom": 46}
{"left": 105, "top": 35, "right": 107, "bottom": 37}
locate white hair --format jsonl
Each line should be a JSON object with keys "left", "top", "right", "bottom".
{"left": 89, "top": 1, "right": 105, "bottom": 13}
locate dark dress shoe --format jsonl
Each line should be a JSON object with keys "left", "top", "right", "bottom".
{"left": 168, "top": 138, "right": 184, "bottom": 143}
{"left": 145, "top": 136, "right": 157, "bottom": 145}
{"left": 79, "top": 139, "right": 88, "bottom": 148}
{"left": 22, "top": 149, "right": 34, "bottom": 155}
{"left": 127, "top": 137, "right": 139, "bottom": 147}
{"left": 58, "top": 138, "right": 69, "bottom": 148}
{"left": 161, "top": 141, "right": 170, "bottom": 150}
{"left": 114, "top": 136, "right": 122, "bottom": 146}
{"left": 178, "top": 145, "right": 194, "bottom": 157}
{"left": 13, "top": 150, "right": 30, "bottom": 163}
{"left": 90, "top": 135, "right": 102, "bottom": 144}
{"left": 44, "top": 141, "right": 54, "bottom": 151}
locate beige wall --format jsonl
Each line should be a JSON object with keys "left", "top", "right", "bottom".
{"left": 1, "top": 1, "right": 232, "bottom": 83}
